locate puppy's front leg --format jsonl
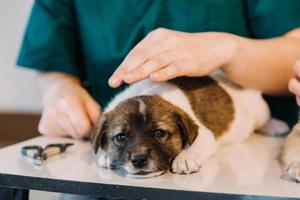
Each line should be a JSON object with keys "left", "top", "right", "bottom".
{"left": 97, "top": 149, "right": 112, "bottom": 169}
{"left": 172, "top": 127, "right": 217, "bottom": 174}
{"left": 281, "top": 123, "right": 300, "bottom": 182}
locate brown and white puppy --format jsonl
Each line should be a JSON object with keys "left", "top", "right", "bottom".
{"left": 91, "top": 76, "right": 280, "bottom": 178}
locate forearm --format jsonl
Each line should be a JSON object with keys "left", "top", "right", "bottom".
{"left": 223, "top": 28, "right": 300, "bottom": 95}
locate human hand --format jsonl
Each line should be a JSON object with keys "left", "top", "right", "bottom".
{"left": 38, "top": 76, "right": 101, "bottom": 139}
{"left": 288, "top": 60, "right": 300, "bottom": 106}
{"left": 109, "top": 28, "right": 237, "bottom": 88}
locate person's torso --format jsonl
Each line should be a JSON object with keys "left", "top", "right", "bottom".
{"left": 72, "top": 0, "right": 298, "bottom": 126}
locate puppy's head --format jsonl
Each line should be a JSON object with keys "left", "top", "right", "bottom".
{"left": 91, "top": 95, "right": 198, "bottom": 178}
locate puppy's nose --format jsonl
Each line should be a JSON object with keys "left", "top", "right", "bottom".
{"left": 131, "top": 154, "right": 148, "bottom": 168}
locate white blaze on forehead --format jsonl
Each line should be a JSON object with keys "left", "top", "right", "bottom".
{"left": 137, "top": 99, "right": 147, "bottom": 116}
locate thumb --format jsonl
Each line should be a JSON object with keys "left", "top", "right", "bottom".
{"left": 84, "top": 95, "right": 102, "bottom": 125}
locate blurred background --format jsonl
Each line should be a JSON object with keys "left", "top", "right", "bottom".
{"left": 0, "top": 0, "right": 41, "bottom": 147}
{"left": 0, "top": 2, "right": 71, "bottom": 199}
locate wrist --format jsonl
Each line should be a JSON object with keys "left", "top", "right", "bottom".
{"left": 220, "top": 33, "right": 239, "bottom": 67}
{"left": 217, "top": 33, "right": 245, "bottom": 79}
{"left": 194, "top": 32, "right": 239, "bottom": 73}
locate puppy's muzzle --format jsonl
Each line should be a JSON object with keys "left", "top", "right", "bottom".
{"left": 131, "top": 153, "right": 149, "bottom": 169}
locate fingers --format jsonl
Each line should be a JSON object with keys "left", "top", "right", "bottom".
{"left": 289, "top": 78, "right": 300, "bottom": 94}
{"left": 38, "top": 94, "right": 101, "bottom": 139}
{"left": 122, "top": 50, "right": 185, "bottom": 84}
{"left": 38, "top": 106, "right": 78, "bottom": 138}
{"left": 294, "top": 60, "right": 300, "bottom": 78}
{"left": 109, "top": 30, "right": 237, "bottom": 87}
{"left": 289, "top": 78, "right": 300, "bottom": 105}
{"left": 38, "top": 114, "right": 67, "bottom": 137}
{"left": 54, "top": 109, "right": 79, "bottom": 139}
{"left": 109, "top": 28, "right": 177, "bottom": 87}
{"left": 150, "top": 59, "right": 195, "bottom": 82}
{"left": 84, "top": 96, "right": 101, "bottom": 125}
{"left": 59, "top": 96, "right": 94, "bottom": 138}
{"left": 290, "top": 60, "right": 300, "bottom": 106}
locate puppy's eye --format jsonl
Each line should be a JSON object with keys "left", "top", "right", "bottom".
{"left": 114, "top": 132, "right": 128, "bottom": 144}
{"left": 154, "top": 129, "right": 166, "bottom": 138}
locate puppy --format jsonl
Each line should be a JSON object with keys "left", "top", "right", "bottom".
{"left": 91, "top": 76, "right": 272, "bottom": 178}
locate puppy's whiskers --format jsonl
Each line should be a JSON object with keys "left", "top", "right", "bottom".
{"left": 150, "top": 158, "right": 170, "bottom": 170}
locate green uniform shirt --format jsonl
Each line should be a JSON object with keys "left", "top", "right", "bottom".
{"left": 17, "top": 0, "right": 300, "bottom": 126}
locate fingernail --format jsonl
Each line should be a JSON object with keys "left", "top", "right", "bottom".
{"left": 108, "top": 77, "right": 118, "bottom": 87}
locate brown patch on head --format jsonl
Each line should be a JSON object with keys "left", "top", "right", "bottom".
{"left": 105, "top": 95, "right": 198, "bottom": 152}
{"left": 145, "top": 96, "right": 199, "bottom": 145}
{"left": 170, "top": 76, "right": 234, "bottom": 137}
{"left": 90, "top": 95, "right": 198, "bottom": 175}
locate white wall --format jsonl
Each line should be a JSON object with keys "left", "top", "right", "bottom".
{"left": 0, "top": 0, "right": 42, "bottom": 113}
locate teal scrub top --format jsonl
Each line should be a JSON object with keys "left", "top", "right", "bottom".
{"left": 17, "top": 0, "right": 300, "bottom": 126}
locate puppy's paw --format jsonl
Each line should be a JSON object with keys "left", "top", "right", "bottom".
{"left": 281, "top": 123, "right": 300, "bottom": 182}
{"left": 171, "top": 150, "right": 202, "bottom": 174}
{"left": 97, "top": 151, "right": 112, "bottom": 169}
{"left": 259, "top": 118, "right": 290, "bottom": 137}
{"left": 284, "top": 161, "right": 300, "bottom": 182}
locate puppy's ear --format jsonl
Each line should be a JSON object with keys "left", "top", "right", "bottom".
{"left": 90, "top": 115, "right": 107, "bottom": 153}
{"left": 174, "top": 112, "right": 198, "bottom": 145}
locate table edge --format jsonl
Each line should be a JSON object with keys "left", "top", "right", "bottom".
{"left": 0, "top": 173, "right": 296, "bottom": 200}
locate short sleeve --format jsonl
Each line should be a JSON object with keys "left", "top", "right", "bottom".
{"left": 17, "top": 0, "right": 82, "bottom": 78}
{"left": 246, "top": 0, "right": 300, "bottom": 38}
